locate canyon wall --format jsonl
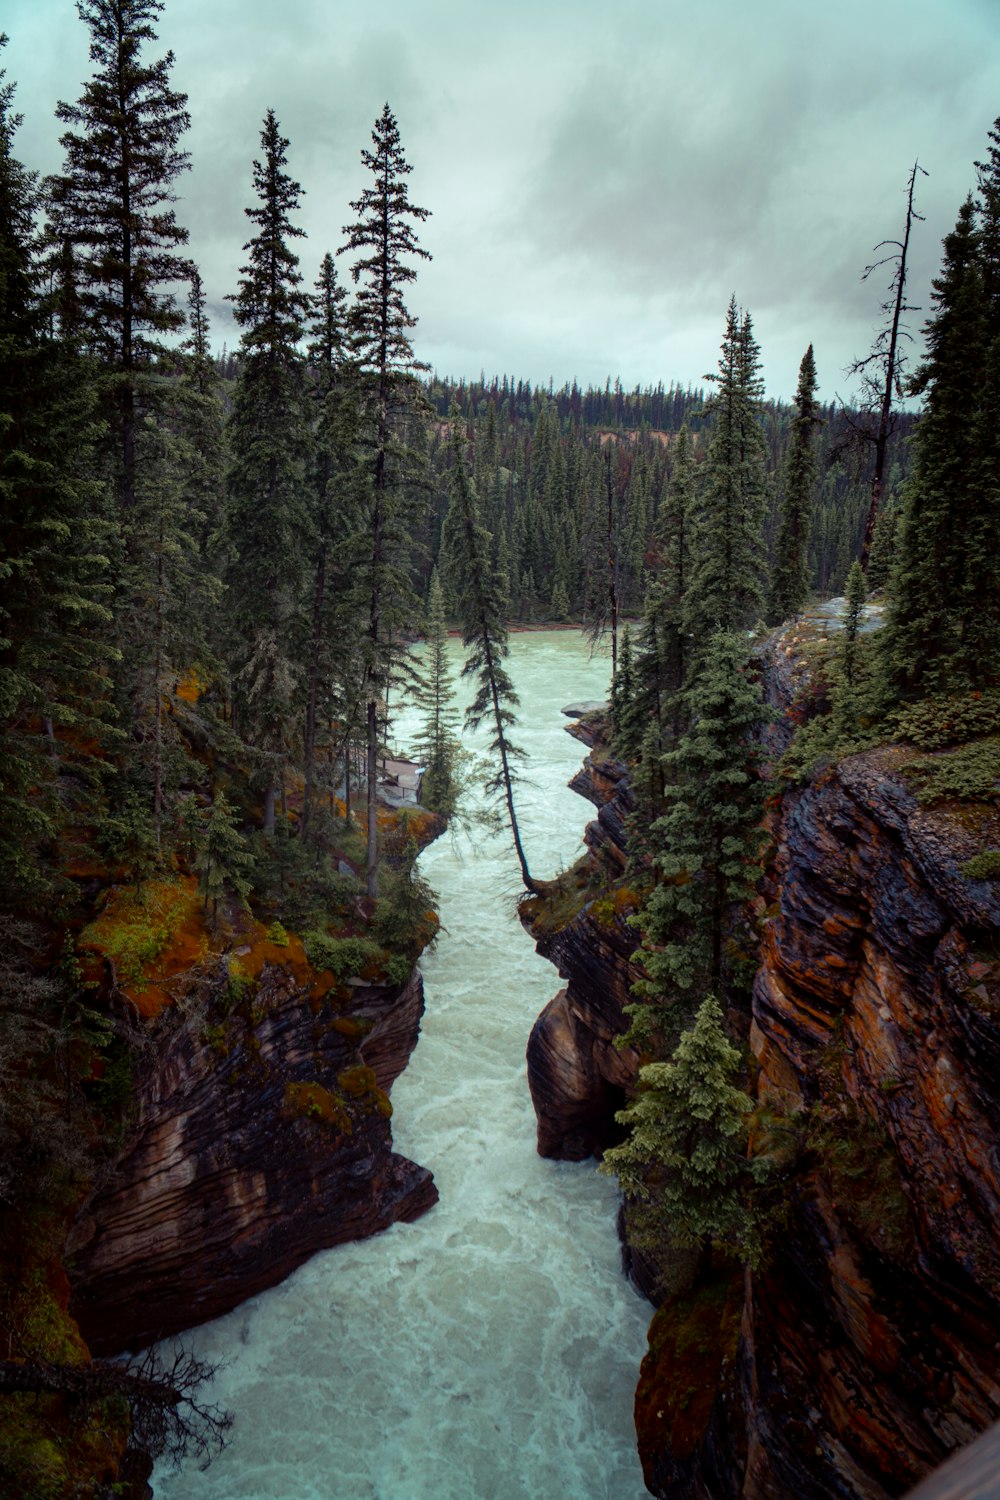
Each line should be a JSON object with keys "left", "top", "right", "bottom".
{"left": 525, "top": 710, "right": 1000, "bottom": 1498}
{"left": 68, "top": 951, "right": 436, "bottom": 1356}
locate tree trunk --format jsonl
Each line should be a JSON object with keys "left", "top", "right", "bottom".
{"left": 0, "top": 1358, "right": 181, "bottom": 1407}
{"left": 861, "top": 161, "right": 924, "bottom": 571}
{"left": 302, "top": 540, "right": 328, "bottom": 837}
{"left": 366, "top": 699, "right": 378, "bottom": 899}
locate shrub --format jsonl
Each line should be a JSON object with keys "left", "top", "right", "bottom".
{"left": 962, "top": 850, "right": 1000, "bottom": 881}
{"left": 892, "top": 690, "right": 1000, "bottom": 750}
{"left": 903, "top": 739, "right": 1000, "bottom": 805}
{"left": 303, "top": 931, "right": 382, "bottom": 981}
{"left": 220, "top": 957, "right": 252, "bottom": 1013}
{"left": 383, "top": 953, "right": 413, "bottom": 987}
{"left": 371, "top": 863, "right": 439, "bottom": 957}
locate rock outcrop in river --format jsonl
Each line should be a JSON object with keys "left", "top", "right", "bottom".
{"left": 524, "top": 669, "right": 1000, "bottom": 1498}
{"left": 68, "top": 947, "right": 436, "bottom": 1355}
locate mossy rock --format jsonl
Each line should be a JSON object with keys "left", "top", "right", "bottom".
{"left": 0, "top": 1208, "right": 130, "bottom": 1497}
{"left": 634, "top": 1268, "right": 744, "bottom": 1467}
{"left": 282, "top": 1081, "right": 352, "bottom": 1135}
{"left": 337, "top": 1065, "right": 377, "bottom": 1098}
{"left": 329, "top": 1015, "right": 371, "bottom": 1039}
{"left": 962, "top": 849, "right": 1000, "bottom": 881}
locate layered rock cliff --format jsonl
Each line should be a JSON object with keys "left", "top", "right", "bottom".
{"left": 525, "top": 706, "right": 1000, "bottom": 1498}
{"left": 68, "top": 943, "right": 436, "bottom": 1356}
{"left": 523, "top": 726, "right": 642, "bottom": 1160}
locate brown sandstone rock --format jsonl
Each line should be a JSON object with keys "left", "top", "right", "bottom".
{"left": 68, "top": 963, "right": 436, "bottom": 1355}
{"left": 528, "top": 700, "right": 1000, "bottom": 1500}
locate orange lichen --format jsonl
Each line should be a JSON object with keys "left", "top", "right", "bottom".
{"left": 282, "top": 1081, "right": 352, "bottom": 1134}
{"left": 337, "top": 1065, "right": 377, "bottom": 1097}
{"left": 174, "top": 666, "right": 206, "bottom": 704}
{"left": 78, "top": 877, "right": 208, "bottom": 1018}
{"left": 234, "top": 923, "right": 337, "bottom": 1002}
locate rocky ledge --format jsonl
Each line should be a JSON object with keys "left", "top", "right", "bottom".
{"left": 525, "top": 712, "right": 1000, "bottom": 1499}
{"left": 68, "top": 951, "right": 436, "bottom": 1356}
{"left": 523, "top": 723, "right": 643, "bottom": 1160}
{"left": 703, "top": 747, "right": 1000, "bottom": 1500}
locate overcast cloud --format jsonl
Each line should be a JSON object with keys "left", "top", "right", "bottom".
{"left": 4, "top": 0, "right": 999, "bottom": 399}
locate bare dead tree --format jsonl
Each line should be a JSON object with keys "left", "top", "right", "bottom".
{"left": 846, "top": 160, "right": 927, "bottom": 570}
{"left": 0, "top": 1342, "right": 232, "bottom": 1472}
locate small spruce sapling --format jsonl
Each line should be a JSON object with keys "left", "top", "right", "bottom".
{"left": 195, "top": 792, "right": 252, "bottom": 919}
{"left": 601, "top": 994, "right": 768, "bottom": 1265}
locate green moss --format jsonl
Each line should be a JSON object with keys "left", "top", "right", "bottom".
{"left": 329, "top": 1015, "right": 371, "bottom": 1039}
{"left": 265, "top": 919, "right": 289, "bottom": 947}
{"left": 282, "top": 1081, "right": 352, "bottom": 1134}
{"left": 902, "top": 738, "right": 1000, "bottom": 806}
{"left": 807, "top": 1102, "right": 914, "bottom": 1259}
{"left": 962, "top": 849, "right": 1000, "bottom": 880}
{"left": 337, "top": 1065, "right": 377, "bottom": 1097}
{"left": 79, "top": 879, "right": 199, "bottom": 992}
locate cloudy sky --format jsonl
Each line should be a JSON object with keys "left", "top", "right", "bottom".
{"left": 4, "top": 0, "right": 999, "bottom": 400}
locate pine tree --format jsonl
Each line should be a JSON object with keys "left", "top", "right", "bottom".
{"left": 688, "top": 298, "right": 768, "bottom": 640}
{"left": 841, "top": 560, "right": 867, "bottom": 689}
{"left": 178, "top": 270, "right": 226, "bottom": 559}
{"left": 633, "top": 632, "right": 767, "bottom": 1018}
{"left": 865, "top": 497, "right": 898, "bottom": 590}
{"left": 340, "top": 103, "right": 431, "bottom": 898}
{"left": 411, "top": 569, "right": 460, "bottom": 815}
{"left": 195, "top": 791, "right": 252, "bottom": 919}
{"left": 441, "top": 409, "right": 536, "bottom": 891}
{"left": 301, "top": 250, "right": 355, "bottom": 836}
{"left": 633, "top": 422, "right": 695, "bottom": 773}
{"left": 883, "top": 196, "right": 1000, "bottom": 692}
{"left": 849, "top": 161, "right": 926, "bottom": 570}
{"left": 0, "top": 37, "right": 109, "bottom": 903}
{"left": 601, "top": 994, "right": 762, "bottom": 1262}
{"left": 42, "top": 0, "right": 196, "bottom": 827}
{"left": 770, "top": 344, "right": 820, "bottom": 623}
{"left": 45, "top": 0, "right": 192, "bottom": 515}
{"left": 611, "top": 624, "right": 642, "bottom": 761}
{"left": 225, "top": 110, "right": 312, "bottom": 831}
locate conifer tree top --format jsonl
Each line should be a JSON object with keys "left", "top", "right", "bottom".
{"left": 340, "top": 103, "right": 431, "bottom": 377}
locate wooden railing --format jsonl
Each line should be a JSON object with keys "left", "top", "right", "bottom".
{"left": 904, "top": 1422, "right": 1000, "bottom": 1499}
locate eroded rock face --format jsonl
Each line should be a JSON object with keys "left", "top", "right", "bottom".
{"left": 525, "top": 733, "right": 642, "bottom": 1160}
{"left": 528, "top": 716, "right": 1000, "bottom": 1499}
{"left": 713, "top": 750, "right": 1000, "bottom": 1500}
{"left": 68, "top": 964, "right": 437, "bottom": 1355}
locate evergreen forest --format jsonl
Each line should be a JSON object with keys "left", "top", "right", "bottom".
{"left": 2, "top": 0, "right": 1000, "bottom": 1494}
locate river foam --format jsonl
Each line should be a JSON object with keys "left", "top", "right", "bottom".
{"left": 154, "top": 631, "right": 650, "bottom": 1500}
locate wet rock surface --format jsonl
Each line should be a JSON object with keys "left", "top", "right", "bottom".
{"left": 68, "top": 964, "right": 436, "bottom": 1355}
{"left": 527, "top": 711, "right": 1000, "bottom": 1499}
{"left": 524, "top": 725, "right": 642, "bottom": 1160}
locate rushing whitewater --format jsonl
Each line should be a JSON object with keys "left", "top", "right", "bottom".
{"left": 154, "top": 631, "right": 650, "bottom": 1500}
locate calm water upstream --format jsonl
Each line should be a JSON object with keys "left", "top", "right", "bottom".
{"left": 154, "top": 630, "right": 650, "bottom": 1500}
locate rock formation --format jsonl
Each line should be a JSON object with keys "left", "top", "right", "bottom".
{"left": 525, "top": 686, "right": 1000, "bottom": 1499}
{"left": 524, "top": 726, "right": 642, "bottom": 1159}
{"left": 68, "top": 952, "right": 436, "bottom": 1355}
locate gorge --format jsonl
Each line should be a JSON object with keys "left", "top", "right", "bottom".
{"left": 150, "top": 631, "right": 651, "bottom": 1500}
{"left": 524, "top": 621, "right": 1000, "bottom": 1500}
